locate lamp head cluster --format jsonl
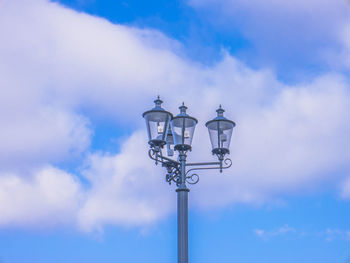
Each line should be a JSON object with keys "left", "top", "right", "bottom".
{"left": 143, "top": 96, "right": 235, "bottom": 161}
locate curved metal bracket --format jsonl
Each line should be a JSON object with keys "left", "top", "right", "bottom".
{"left": 148, "top": 149, "right": 182, "bottom": 186}
{"left": 148, "top": 149, "right": 179, "bottom": 167}
{"left": 185, "top": 158, "right": 232, "bottom": 176}
{"left": 183, "top": 158, "right": 232, "bottom": 186}
{"left": 186, "top": 173, "right": 199, "bottom": 185}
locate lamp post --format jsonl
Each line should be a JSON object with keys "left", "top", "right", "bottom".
{"left": 143, "top": 97, "right": 235, "bottom": 263}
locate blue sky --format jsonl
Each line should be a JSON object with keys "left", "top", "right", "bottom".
{"left": 1, "top": 0, "right": 350, "bottom": 262}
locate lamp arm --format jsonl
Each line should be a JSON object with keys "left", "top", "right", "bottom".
{"left": 186, "top": 161, "right": 221, "bottom": 167}
{"left": 185, "top": 158, "right": 232, "bottom": 175}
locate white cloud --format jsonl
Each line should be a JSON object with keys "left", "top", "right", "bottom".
{"left": 77, "top": 131, "right": 174, "bottom": 232}
{"left": 254, "top": 226, "right": 350, "bottom": 241}
{"left": 191, "top": 73, "right": 350, "bottom": 208}
{"left": 188, "top": 0, "right": 350, "bottom": 72}
{"left": 340, "top": 176, "right": 350, "bottom": 199}
{"left": 0, "top": 0, "right": 349, "bottom": 231}
{"left": 0, "top": 107, "right": 91, "bottom": 170}
{"left": 190, "top": 0, "right": 347, "bottom": 12}
{"left": 322, "top": 228, "right": 350, "bottom": 242}
{"left": 329, "top": 21, "right": 350, "bottom": 70}
{"left": 0, "top": 166, "right": 82, "bottom": 227}
{"left": 254, "top": 224, "right": 296, "bottom": 239}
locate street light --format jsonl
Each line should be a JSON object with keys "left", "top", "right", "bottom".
{"left": 143, "top": 96, "right": 173, "bottom": 149}
{"left": 206, "top": 105, "right": 236, "bottom": 171}
{"left": 171, "top": 103, "right": 198, "bottom": 152}
{"left": 143, "top": 97, "right": 235, "bottom": 263}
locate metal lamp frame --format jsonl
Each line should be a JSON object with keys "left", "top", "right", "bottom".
{"left": 143, "top": 98, "right": 234, "bottom": 263}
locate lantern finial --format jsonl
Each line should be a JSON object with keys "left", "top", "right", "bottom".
{"left": 216, "top": 105, "right": 225, "bottom": 117}
{"left": 179, "top": 102, "right": 188, "bottom": 115}
{"left": 154, "top": 96, "right": 163, "bottom": 108}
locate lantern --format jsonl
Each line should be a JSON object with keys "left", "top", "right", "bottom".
{"left": 171, "top": 103, "right": 198, "bottom": 151}
{"left": 206, "top": 105, "right": 235, "bottom": 157}
{"left": 143, "top": 96, "right": 173, "bottom": 148}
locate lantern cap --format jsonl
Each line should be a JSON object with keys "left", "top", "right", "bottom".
{"left": 205, "top": 105, "right": 236, "bottom": 127}
{"left": 173, "top": 102, "right": 198, "bottom": 123}
{"left": 179, "top": 102, "right": 188, "bottom": 115}
{"left": 153, "top": 95, "right": 164, "bottom": 110}
{"left": 216, "top": 104, "right": 225, "bottom": 117}
{"left": 142, "top": 96, "right": 173, "bottom": 118}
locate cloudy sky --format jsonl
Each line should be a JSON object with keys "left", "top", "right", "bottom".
{"left": 1, "top": 0, "right": 350, "bottom": 262}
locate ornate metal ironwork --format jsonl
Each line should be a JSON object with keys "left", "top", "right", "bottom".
{"left": 185, "top": 173, "right": 199, "bottom": 185}
{"left": 165, "top": 166, "right": 181, "bottom": 186}
{"left": 148, "top": 149, "right": 232, "bottom": 186}
{"left": 149, "top": 149, "right": 182, "bottom": 186}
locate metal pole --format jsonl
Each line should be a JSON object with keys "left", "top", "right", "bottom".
{"left": 176, "top": 151, "right": 189, "bottom": 263}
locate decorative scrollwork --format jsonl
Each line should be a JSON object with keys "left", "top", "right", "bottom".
{"left": 148, "top": 148, "right": 159, "bottom": 165}
{"left": 148, "top": 148, "right": 182, "bottom": 186}
{"left": 165, "top": 166, "right": 181, "bottom": 186}
{"left": 222, "top": 158, "right": 232, "bottom": 169}
{"left": 186, "top": 173, "right": 199, "bottom": 185}
{"left": 148, "top": 148, "right": 232, "bottom": 187}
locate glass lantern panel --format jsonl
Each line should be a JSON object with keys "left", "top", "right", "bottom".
{"left": 207, "top": 120, "right": 233, "bottom": 150}
{"left": 208, "top": 127, "right": 218, "bottom": 150}
{"left": 171, "top": 117, "right": 197, "bottom": 146}
{"left": 145, "top": 111, "right": 171, "bottom": 142}
{"left": 166, "top": 124, "right": 174, "bottom": 145}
